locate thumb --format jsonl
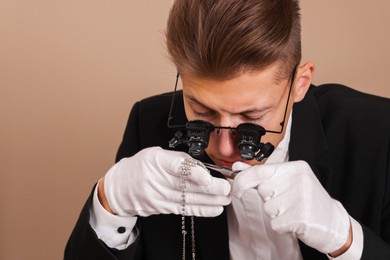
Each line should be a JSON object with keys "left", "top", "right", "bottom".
{"left": 231, "top": 163, "right": 278, "bottom": 199}
{"left": 232, "top": 161, "right": 252, "bottom": 171}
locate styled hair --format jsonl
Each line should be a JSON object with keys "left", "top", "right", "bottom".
{"left": 166, "top": 0, "right": 301, "bottom": 81}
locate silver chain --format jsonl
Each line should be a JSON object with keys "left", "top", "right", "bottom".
{"left": 180, "top": 158, "right": 198, "bottom": 260}
{"left": 191, "top": 215, "right": 196, "bottom": 259}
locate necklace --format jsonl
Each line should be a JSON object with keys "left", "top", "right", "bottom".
{"left": 180, "top": 158, "right": 197, "bottom": 260}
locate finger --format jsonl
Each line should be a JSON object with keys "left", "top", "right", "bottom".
{"left": 232, "top": 161, "right": 252, "bottom": 171}
{"left": 162, "top": 189, "right": 231, "bottom": 206}
{"left": 157, "top": 171, "right": 230, "bottom": 198}
{"left": 256, "top": 168, "right": 292, "bottom": 201}
{"left": 256, "top": 161, "right": 312, "bottom": 201}
{"left": 185, "top": 205, "right": 225, "bottom": 217}
{"left": 163, "top": 155, "right": 212, "bottom": 186}
{"left": 263, "top": 197, "right": 284, "bottom": 220}
{"left": 187, "top": 164, "right": 212, "bottom": 186}
{"left": 139, "top": 195, "right": 228, "bottom": 217}
{"left": 186, "top": 193, "right": 231, "bottom": 207}
{"left": 155, "top": 178, "right": 231, "bottom": 204}
{"left": 231, "top": 164, "right": 278, "bottom": 199}
{"left": 186, "top": 176, "right": 231, "bottom": 196}
{"left": 145, "top": 199, "right": 226, "bottom": 217}
{"left": 163, "top": 163, "right": 230, "bottom": 195}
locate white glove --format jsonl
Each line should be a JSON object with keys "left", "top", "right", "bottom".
{"left": 231, "top": 160, "right": 350, "bottom": 254}
{"left": 103, "top": 147, "right": 231, "bottom": 217}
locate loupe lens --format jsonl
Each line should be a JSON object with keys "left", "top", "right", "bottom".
{"left": 239, "top": 144, "right": 257, "bottom": 160}
{"left": 188, "top": 142, "right": 206, "bottom": 158}
{"left": 186, "top": 120, "right": 214, "bottom": 158}
{"left": 237, "top": 123, "right": 266, "bottom": 160}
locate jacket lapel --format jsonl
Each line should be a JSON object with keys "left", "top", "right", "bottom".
{"left": 289, "top": 87, "right": 333, "bottom": 259}
{"left": 289, "top": 87, "right": 333, "bottom": 189}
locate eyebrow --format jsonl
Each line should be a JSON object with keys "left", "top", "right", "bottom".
{"left": 186, "top": 95, "right": 272, "bottom": 115}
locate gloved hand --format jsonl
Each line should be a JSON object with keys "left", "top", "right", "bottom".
{"left": 231, "top": 160, "right": 351, "bottom": 254}
{"left": 103, "top": 147, "right": 231, "bottom": 217}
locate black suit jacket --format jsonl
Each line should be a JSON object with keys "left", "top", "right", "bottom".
{"left": 65, "top": 84, "right": 390, "bottom": 259}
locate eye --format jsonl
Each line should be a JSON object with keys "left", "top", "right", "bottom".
{"left": 241, "top": 114, "right": 264, "bottom": 122}
{"left": 193, "top": 110, "right": 215, "bottom": 118}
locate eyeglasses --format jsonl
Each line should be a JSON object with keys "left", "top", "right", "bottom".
{"left": 167, "top": 65, "right": 298, "bottom": 161}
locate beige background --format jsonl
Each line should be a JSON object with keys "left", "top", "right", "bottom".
{"left": 1, "top": 1, "right": 389, "bottom": 259}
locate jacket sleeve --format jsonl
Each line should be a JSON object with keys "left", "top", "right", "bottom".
{"left": 64, "top": 102, "right": 143, "bottom": 259}
{"left": 361, "top": 140, "right": 390, "bottom": 258}
{"left": 361, "top": 223, "right": 390, "bottom": 258}
{"left": 64, "top": 186, "right": 141, "bottom": 260}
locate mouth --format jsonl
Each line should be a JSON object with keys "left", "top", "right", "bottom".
{"left": 212, "top": 158, "right": 244, "bottom": 169}
{"left": 212, "top": 159, "right": 232, "bottom": 168}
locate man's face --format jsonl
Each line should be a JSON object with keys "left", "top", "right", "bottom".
{"left": 181, "top": 63, "right": 306, "bottom": 168}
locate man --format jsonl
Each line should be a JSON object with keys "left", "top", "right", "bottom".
{"left": 65, "top": 0, "right": 390, "bottom": 259}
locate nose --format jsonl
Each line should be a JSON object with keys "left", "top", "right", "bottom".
{"left": 214, "top": 127, "right": 238, "bottom": 158}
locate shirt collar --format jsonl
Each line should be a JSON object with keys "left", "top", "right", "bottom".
{"left": 264, "top": 111, "right": 292, "bottom": 164}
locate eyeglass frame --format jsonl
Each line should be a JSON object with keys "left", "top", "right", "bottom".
{"left": 167, "top": 64, "right": 298, "bottom": 134}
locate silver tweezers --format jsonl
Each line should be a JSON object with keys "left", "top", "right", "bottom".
{"left": 203, "top": 163, "right": 241, "bottom": 179}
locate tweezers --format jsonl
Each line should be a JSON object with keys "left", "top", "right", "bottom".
{"left": 203, "top": 163, "right": 241, "bottom": 179}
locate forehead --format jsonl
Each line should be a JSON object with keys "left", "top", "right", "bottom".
{"left": 180, "top": 64, "right": 288, "bottom": 111}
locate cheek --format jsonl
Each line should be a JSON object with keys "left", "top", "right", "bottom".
{"left": 258, "top": 112, "right": 284, "bottom": 131}
{"left": 261, "top": 133, "right": 284, "bottom": 151}
{"left": 205, "top": 132, "right": 219, "bottom": 150}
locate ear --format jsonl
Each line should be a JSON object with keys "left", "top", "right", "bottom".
{"left": 293, "top": 61, "right": 315, "bottom": 103}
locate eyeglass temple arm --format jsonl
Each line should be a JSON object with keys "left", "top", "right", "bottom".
{"left": 167, "top": 72, "right": 181, "bottom": 128}
{"left": 265, "top": 65, "right": 297, "bottom": 134}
